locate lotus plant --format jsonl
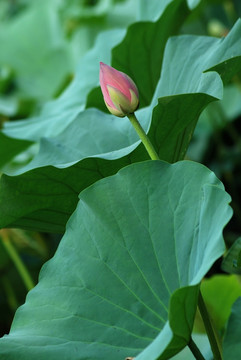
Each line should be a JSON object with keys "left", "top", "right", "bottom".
{"left": 99, "top": 62, "right": 139, "bottom": 117}
{"left": 99, "top": 62, "right": 159, "bottom": 160}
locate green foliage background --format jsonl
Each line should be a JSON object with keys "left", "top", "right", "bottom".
{"left": 1, "top": 0, "right": 241, "bottom": 359}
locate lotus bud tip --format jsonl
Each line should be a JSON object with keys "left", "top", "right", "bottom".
{"left": 99, "top": 62, "right": 139, "bottom": 117}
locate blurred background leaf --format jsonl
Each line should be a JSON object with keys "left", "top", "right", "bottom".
{"left": 223, "top": 297, "right": 241, "bottom": 359}
{"left": 193, "top": 275, "right": 241, "bottom": 335}
{"left": 0, "top": 0, "right": 73, "bottom": 114}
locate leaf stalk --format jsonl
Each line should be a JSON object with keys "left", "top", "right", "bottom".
{"left": 188, "top": 337, "right": 206, "bottom": 360}
{"left": 1, "top": 230, "right": 35, "bottom": 292}
{"left": 198, "top": 290, "right": 223, "bottom": 360}
{"left": 127, "top": 113, "right": 160, "bottom": 160}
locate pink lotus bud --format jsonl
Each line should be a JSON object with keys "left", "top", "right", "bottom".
{"left": 99, "top": 62, "right": 139, "bottom": 117}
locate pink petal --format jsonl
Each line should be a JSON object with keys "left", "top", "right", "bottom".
{"left": 99, "top": 62, "right": 138, "bottom": 109}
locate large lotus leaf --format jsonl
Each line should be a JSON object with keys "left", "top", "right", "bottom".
{"left": 147, "top": 93, "right": 218, "bottom": 164}
{"left": 2, "top": 19, "right": 241, "bottom": 232}
{"left": 153, "top": 23, "right": 241, "bottom": 99}
{"left": 0, "top": 161, "right": 232, "bottom": 359}
{"left": 125, "top": 19, "right": 241, "bottom": 164}
{"left": 111, "top": 0, "right": 190, "bottom": 107}
{"left": 223, "top": 297, "right": 241, "bottom": 360}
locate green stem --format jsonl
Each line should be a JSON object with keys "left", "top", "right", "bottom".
{"left": 1, "top": 276, "right": 19, "bottom": 311}
{"left": 1, "top": 230, "right": 35, "bottom": 292}
{"left": 127, "top": 113, "right": 160, "bottom": 160}
{"left": 188, "top": 337, "right": 206, "bottom": 360}
{"left": 198, "top": 290, "right": 223, "bottom": 360}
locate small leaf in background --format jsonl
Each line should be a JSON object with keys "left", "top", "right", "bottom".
{"left": 223, "top": 297, "right": 241, "bottom": 360}
{"left": 0, "top": 160, "right": 232, "bottom": 359}
{"left": 222, "top": 237, "right": 241, "bottom": 274}
{"left": 198, "top": 275, "right": 241, "bottom": 333}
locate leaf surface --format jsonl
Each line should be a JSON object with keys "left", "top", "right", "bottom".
{"left": 0, "top": 160, "right": 232, "bottom": 359}
{"left": 0, "top": 133, "right": 33, "bottom": 169}
{"left": 2, "top": 19, "right": 241, "bottom": 232}
{"left": 111, "top": 0, "right": 190, "bottom": 107}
